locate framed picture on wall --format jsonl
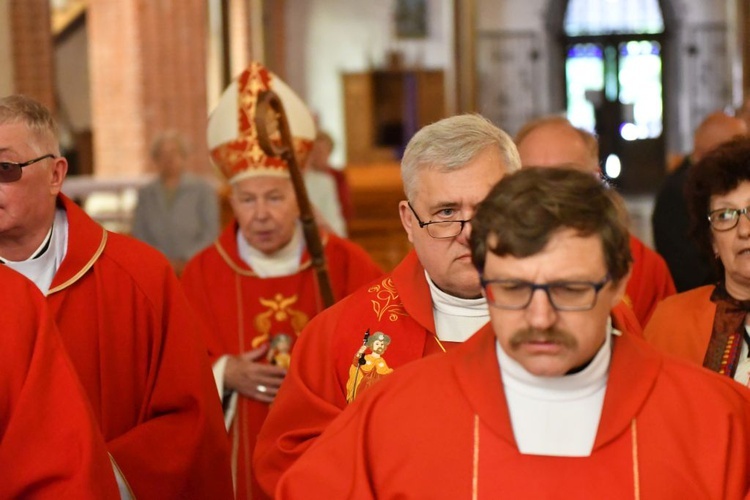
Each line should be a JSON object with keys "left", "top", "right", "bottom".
{"left": 395, "top": 0, "right": 428, "bottom": 39}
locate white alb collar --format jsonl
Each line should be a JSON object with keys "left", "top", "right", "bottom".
{"left": 497, "top": 318, "right": 619, "bottom": 400}
{"left": 237, "top": 222, "right": 304, "bottom": 278}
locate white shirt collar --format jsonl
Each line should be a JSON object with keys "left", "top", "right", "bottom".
{"left": 495, "top": 319, "right": 619, "bottom": 457}
{"left": 497, "top": 319, "right": 615, "bottom": 399}
{"left": 237, "top": 222, "right": 304, "bottom": 278}
{"left": 426, "top": 271, "right": 489, "bottom": 342}
{"left": 2, "top": 209, "right": 69, "bottom": 295}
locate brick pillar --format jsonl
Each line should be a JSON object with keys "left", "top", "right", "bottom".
{"left": 8, "top": 0, "right": 55, "bottom": 110}
{"left": 88, "top": 0, "right": 210, "bottom": 177}
{"left": 0, "top": 0, "right": 14, "bottom": 96}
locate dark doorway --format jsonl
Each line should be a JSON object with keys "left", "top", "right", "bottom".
{"left": 561, "top": 0, "right": 668, "bottom": 193}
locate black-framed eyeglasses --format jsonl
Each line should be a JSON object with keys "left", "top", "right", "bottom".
{"left": 480, "top": 275, "right": 611, "bottom": 311}
{"left": 407, "top": 201, "right": 471, "bottom": 239}
{"left": 708, "top": 206, "right": 750, "bottom": 232}
{"left": 0, "top": 154, "right": 56, "bottom": 183}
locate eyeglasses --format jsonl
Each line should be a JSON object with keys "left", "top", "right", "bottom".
{"left": 0, "top": 154, "right": 56, "bottom": 183}
{"left": 407, "top": 202, "right": 471, "bottom": 239}
{"left": 708, "top": 206, "right": 750, "bottom": 231}
{"left": 480, "top": 275, "right": 611, "bottom": 311}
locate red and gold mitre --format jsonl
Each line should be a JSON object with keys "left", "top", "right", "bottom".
{"left": 207, "top": 62, "right": 316, "bottom": 183}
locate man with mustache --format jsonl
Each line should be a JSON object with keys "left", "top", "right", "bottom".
{"left": 253, "top": 114, "right": 522, "bottom": 495}
{"left": 276, "top": 167, "right": 750, "bottom": 498}
{"left": 255, "top": 114, "right": 642, "bottom": 496}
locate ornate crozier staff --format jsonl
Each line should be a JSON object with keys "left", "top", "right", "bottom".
{"left": 253, "top": 90, "right": 335, "bottom": 308}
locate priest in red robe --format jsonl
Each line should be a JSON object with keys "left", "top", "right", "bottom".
{"left": 0, "top": 265, "right": 118, "bottom": 499}
{"left": 277, "top": 167, "right": 750, "bottom": 498}
{"left": 181, "top": 62, "right": 383, "bottom": 499}
{"left": 515, "top": 115, "right": 676, "bottom": 326}
{"left": 0, "top": 96, "right": 233, "bottom": 498}
{"left": 254, "top": 114, "right": 643, "bottom": 495}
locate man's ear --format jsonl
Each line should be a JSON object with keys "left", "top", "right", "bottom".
{"left": 50, "top": 157, "right": 68, "bottom": 196}
{"left": 399, "top": 200, "right": 415, "bottom": 243}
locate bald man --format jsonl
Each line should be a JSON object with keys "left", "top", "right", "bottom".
{"left": 652, "top": 111, "right": 747, "bottom": 292}
{"left": 515, "top": 116, "right": 676, "bottom": 327}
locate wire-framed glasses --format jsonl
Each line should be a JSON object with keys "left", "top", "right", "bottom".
{"left": 707, "top": 206, "right": 750, "bottom": 231}
{"left": 480, "top": 275, "right": 611, "bottom": 311}
{"left": 407, "top": 201, "right": 471, "bottom": 239}
{"left": 0, "top": 154, "right": 56, "bottom": 183}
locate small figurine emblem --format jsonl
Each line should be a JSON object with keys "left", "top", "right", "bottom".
{"left": 346, "top": 330, "right": 393, "bottom": 403}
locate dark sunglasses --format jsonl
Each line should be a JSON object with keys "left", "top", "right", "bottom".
{"left": 0, "top": 154, "right": 56, "bottom": 183}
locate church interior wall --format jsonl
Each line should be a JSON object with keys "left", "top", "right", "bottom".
{"left": 283, "top": 0, "right": 453, "bottom": 166}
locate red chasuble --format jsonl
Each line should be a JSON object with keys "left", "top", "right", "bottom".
{"left": 253, "top": 250, "right": 642, "bottom": 495}
{"left": 625, "top": 235, "right": 676, "bottom": 326}
{"left": 644, "top": 286, "right": 717, "bottom": 366}
{"left": 277, "top": 325, "right": 750, "bottom": 498}
{"left": 0, "top": 266, "right": 118, "bottom": 499}
{"left": 45, "top": 196, "right": 233, "bottom": 499}
{"left": 181, "top": 222, "right": 383, "bottom": 499}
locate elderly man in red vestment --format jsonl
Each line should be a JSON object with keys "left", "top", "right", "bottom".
{"left": 0, "top": 265, "right": 118, "bottom": 499}
{"left": 0, "top": 95, "right": 232, "bottom": 498}
{"left": 277, "top": 167, "right": 750, "bottom": 498}
{"left": 515, "top": 115, "right": 676, "bottom": 327}
{"left": 253, "top": 114, "right": 643, "bottom": 495}
{"left": 180, "top": 62, "right": 383, "bottom": 499}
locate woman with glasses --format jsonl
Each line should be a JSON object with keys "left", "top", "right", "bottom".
{"left": 645, "top": 137, "right": 750, "bottom": 386}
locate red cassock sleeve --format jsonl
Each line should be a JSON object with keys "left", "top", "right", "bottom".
{"left": 0, "top": 268, "right": 118, "bottom": 499}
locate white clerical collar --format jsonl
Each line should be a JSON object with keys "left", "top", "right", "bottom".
{"left": 237, "top": 222, "right": 304, "bottom": 278}
{"left": 497, "top": 319, "right": 619, "bottom": 456}
{"left": 2, "top": 209, "right": 69, "bottom": 295}
{"left": 426, "top": 271, "right": 489, "bottom": 342}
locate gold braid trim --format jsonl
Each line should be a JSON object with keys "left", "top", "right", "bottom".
{"left": 472, "top": 414, "right": 479, "bottom": 500}
{"left": 214, "top": 238, "right": 315, "bottom": 277}
{"left": 48, "top": 229, "right": 107, "bottom": 295}
{"left": 631, "top": 419, "right": 640, "bottom": 500}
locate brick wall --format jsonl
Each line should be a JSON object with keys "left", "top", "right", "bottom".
{"left": 88, "top": 0, "right": 211, "bottom": 178}
{"left": 9, "top": 0, "right": 55, "bottom": 110}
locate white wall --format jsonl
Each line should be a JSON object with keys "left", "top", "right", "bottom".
{"left": 476, "top": 0, "right": 547, "bottom": 32}
{"left": 287, "top": 0, "right": 735, "bottom": 163}
{"left": 285, "top": 0, "right": 453, "bottom": 165}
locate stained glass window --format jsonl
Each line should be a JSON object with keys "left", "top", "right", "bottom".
{"left": 565, "top": 44, "right": 604, "bottom": 133}
{"left": 618, "top": 41, "right": 663, "bottom": 140}
{"left": 564, "top": 0, "right": 664, "bottom": 141}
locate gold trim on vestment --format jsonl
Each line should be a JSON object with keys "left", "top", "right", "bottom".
{"left": 472, "top": 414, "right": 479, "bottom": 500}
{"left": 48, "top": 229, "right": 107, "bottom": 295}
{"left": 631, "top": 419, "right": 640, "bottom": 499}
{"left": 433, "top": 335, "right": 447, "bottom": 353}
{"left": 215, "top": 240, "right": 313, "bottom": 277}
{"left": 109, "top": 453, "right": 136, "bottom": 499}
